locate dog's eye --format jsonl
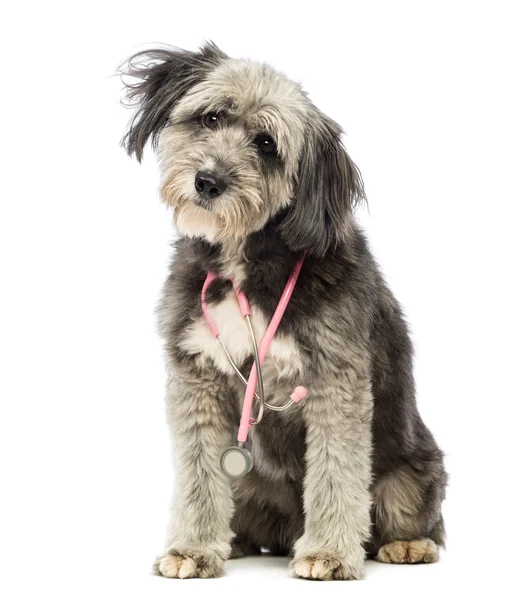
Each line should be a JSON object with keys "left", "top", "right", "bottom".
{"left": 202, "top": 112, "right": 220, "bottom": 128}
{"left": 253, "top": 133, "right": 277, "bottom": 156}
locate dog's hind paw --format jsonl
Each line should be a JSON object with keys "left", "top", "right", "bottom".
{"left": 154, "top": 548, "right": 225, "bottom": 579}
{"left": 376, "top": 539, "right": 439, "bottom": 564}
{"left": 290, "top": 551, "right": 364, "bottom": 580}
{"left": 229, "top": 537, "right": 262, "bottom": 559}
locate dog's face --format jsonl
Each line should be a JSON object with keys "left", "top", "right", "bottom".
{"left": 159, "top": 58, "right": 309, "bottom": 242}
{"left": 121, "top": 43, "right": 364, "bottom": 256}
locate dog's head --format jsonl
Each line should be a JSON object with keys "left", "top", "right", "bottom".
{"left": 121, "top": 43, "right": 364, "bottom": 256}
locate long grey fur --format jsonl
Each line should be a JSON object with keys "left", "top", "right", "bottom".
{"left": 120, "top": 42, "right": 447, "bottom": 580}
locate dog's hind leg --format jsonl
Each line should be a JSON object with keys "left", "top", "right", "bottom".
{"left": 369, "top": 291, "right": 447, "bottom": 565}
{"left": 231, "top": 471, "right": 304, "bottom": 558}
{"left": 229, "top": 534, "right": 262, "bottom": 558}
{"left": 231, "top": 503, "right": 302, "bottom": 557}
{"left": 370, "top": 458, "right": 447, "bottom": 564}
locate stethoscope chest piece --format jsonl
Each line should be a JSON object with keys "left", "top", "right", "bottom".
{"left": 221, "top": 446, "right": 253, "bottom": 479}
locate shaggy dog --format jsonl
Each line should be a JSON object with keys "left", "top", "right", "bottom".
{"left": 120, "top": 42, "right": 447, "bottom": 580}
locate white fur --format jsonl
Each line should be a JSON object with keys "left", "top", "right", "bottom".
{"left": 180, "top": 290, "right": 303, "bottom": 379}
{"left": 175, "top": 206, "right": 219, "bottom": 241}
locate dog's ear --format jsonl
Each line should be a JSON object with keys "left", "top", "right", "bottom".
{"left": 280, "top": 115, "right": 365, "bottom": 257}
{"left": 120, "top": 42, "right": 227, "bottom": 162}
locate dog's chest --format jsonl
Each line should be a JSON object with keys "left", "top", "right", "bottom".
{"left": 178, "top": 277, "right": 308, "bottom": 483}
{"left": 180, "top": 289, "right": 303, "bottom": 382}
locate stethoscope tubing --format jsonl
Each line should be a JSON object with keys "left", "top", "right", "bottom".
{"left": 217, "top": 329, "right": 298, "bottom": 413}
{"left": 201, "top": 256, "right": 306, "bottom": 445}
{"left": 235, "top": 257, "right": 305, "bottom": 443}
{"left": 244, "top": 315, "right": 265, "bottom": 424}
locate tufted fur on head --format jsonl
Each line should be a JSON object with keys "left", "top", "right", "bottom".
{"left": 120, "top": 42, "right": 228, "bottom": 162}
{"left": 120, "top": 42, "right": 365, "bottom": 256}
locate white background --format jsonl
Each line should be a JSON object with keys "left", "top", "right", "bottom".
{"left": 1, "top": 1, "right": 518, "bottom": 598}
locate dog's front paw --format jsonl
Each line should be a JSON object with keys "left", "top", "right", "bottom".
{"left": 154, "top": 548, "right": 225, "bottom": 579}
{"left": 290, "top": 549, "right": 364, "bottom": 581}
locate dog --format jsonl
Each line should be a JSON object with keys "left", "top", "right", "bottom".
{"left": 120, "top": 42, "right": 447, "bottom": 580}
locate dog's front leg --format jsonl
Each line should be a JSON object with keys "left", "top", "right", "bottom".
{"left": 291, "top": 371, "right": 373, "bottom": 580}
{"left": 155, "top": 373, "right": 235, "bottom": 579}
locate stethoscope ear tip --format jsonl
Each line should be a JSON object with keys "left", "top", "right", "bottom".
{"left": 221, "top": 446, "right": 253, "bottom": 479}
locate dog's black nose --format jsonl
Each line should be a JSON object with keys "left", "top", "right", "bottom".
{"left": 195, "top": 170, "right": 227, "bottom": 199}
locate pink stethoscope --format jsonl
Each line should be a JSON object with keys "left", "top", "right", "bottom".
{"left": 201, "top": 255, "right": 308, "bottom": 478}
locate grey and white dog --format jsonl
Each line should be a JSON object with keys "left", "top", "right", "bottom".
{"left": 120, "top": 42, "right": 447, "bottom": 580}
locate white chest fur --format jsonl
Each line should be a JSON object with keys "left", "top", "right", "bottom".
{"left": 180, "top": 291, "right": 303, "bottom": 381}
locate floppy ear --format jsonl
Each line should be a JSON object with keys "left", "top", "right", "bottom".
{"left": 280, "top": 115, "right": 365, "bottom": 257}
{"left": 120, "top": 42, "right": 227, "bottom": 162}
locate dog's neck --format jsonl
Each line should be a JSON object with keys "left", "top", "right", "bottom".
{"left": 218, "top": 237, "right": 249, "bottom": 286}
{"left": 190, "top": 210, "right": 292, "bottom": 286}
